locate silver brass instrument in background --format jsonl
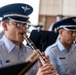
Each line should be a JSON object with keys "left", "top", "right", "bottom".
{"left": 23, "top": 33, "right": 46, "bottom": 65}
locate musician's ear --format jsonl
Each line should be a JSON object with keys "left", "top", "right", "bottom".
{"left": 2, "top": 22, "right": 8, "bottom": 31}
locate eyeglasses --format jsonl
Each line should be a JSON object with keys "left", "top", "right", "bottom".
{"left": 9, "top": 21, "right": 27, "bottom": 28}
{"left": 9, "top": 18, "right": 28, "bottom": 28}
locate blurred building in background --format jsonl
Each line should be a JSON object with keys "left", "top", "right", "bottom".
{"left": 38, "top": 0, "right": 76, "bottom": 30}
{"left": 0, "top": 0, "right": 76, "bottom": 32}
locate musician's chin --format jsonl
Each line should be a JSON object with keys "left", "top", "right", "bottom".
{"left": 18, "top": 39, "right": 24, "bottom": 43}
{"left": 18, "top": 36, "right": 24, "bottom": 42}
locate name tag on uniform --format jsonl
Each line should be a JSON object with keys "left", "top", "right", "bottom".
{"left": 59, "top": 57, "right": 65, "bottom": 59}
{"left": 6, "top": 59, "right": 15, "bottom": 63}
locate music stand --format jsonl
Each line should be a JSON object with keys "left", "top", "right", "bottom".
{"left": 0, "top": 61, "right": 36, "bottom": 75}
{"left": 29, "top": 30, "right": 58, "bottom": 52}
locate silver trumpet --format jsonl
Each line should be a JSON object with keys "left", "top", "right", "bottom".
{"left": 23, "top": 33, "right": 46, "bottom": 65}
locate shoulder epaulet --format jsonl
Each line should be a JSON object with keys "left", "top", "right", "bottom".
{"left": 0, "top": 40, "right": 3, "bottom": 46}
{"left": 46, "top": 42, "right": 58, "bottom": 50}
{"left": 51, "top": 43, "right": 57, "bottom": 48}
{"left": 25, "top": 45, "right": 32, "bottom": 49}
